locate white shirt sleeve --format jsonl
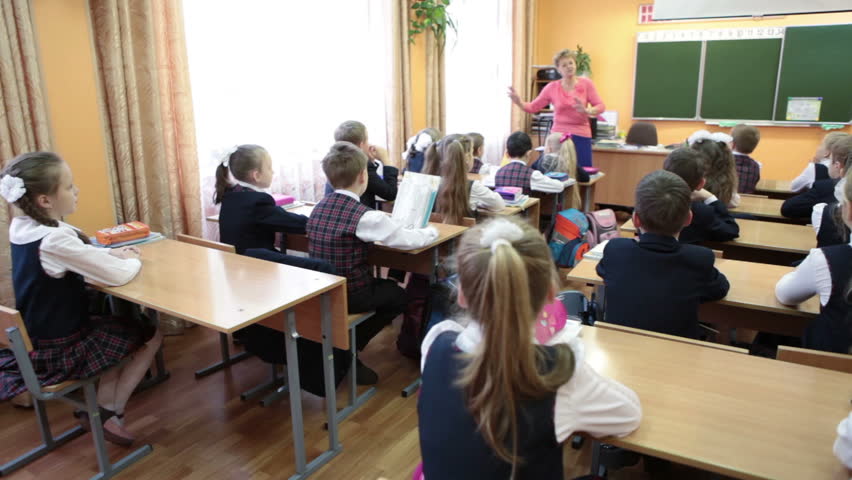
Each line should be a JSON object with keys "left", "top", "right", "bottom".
{"left": 812, "top": 203, "right": 827, "bottom": 234}
{"left": 355, "top": 210, "right": 439, "bottom": 250}
{"left": 530, "top": 170, "right": 566, "bottom": 194}
{"left": 704, "top": 194, "right": 719, "bottom": 206}
{"left": 790, "top": 163, "right": 815, "bottom": 193}
{"left": 469, "top": 181, "right": 505, "bottom": 212}
{"left": 553, "top": 337, "right": 643, "bottom": 442}
{"left": 835, "top": 412, "right": 852, "bottom": 470}
{"left": 420, "top": 319, "right": 466, "bottom": 372}
{"left": 775, "top": 248, "right": 833, "bottom": 306}
{"left": 728, "top": 192, "right": 741, "bottom": 208}
{"left": 39, "top": 227, "right": 142, "bottom": 286}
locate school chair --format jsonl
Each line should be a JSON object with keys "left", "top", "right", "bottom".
{"left": 776, "top": 345, "right": 852, "bottom": 374}
{"left": 175, "top": 234, "right": 253, "bottom": 378}
{"left": 625, "top": 122, "right": 658, "bottom": 147}
{"left": 429, "top": 213, "right": 476, "bottom": 227}
{"left": 0, "top": 306, "right": 152, "bottom": 479}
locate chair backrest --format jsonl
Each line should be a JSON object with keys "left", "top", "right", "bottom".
{"left": 595, "top": 321, "right": 747, "bottom": 354}
{"left": 0, "top": 305, "right": 33, "bottom": 352}
{"left": 429, "top": 212, "right": 475, "bottom": 227}
{"left": 776, "top": 345, "right": 852, "bottom": 374}
{"left": 176, "top": 234, "right": 235, "bottom": 253}
{"left": 625, "top": 122, "right": 658, "bottom": 146}
{"left": 712, "top": 249, "right": 723, "bottom": 259}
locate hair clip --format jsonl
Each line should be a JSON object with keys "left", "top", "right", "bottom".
{"left": 480, "top": 219, "right": 524, "bottom": 252}
{"left": 0, "top": 175, "right": 26, "bottom": 203}
{"left": 559, "top": 132, "right": 572, "bottom": 143}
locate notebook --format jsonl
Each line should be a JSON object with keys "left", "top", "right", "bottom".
{"left": 391, "top": 172, "right": 441, "bottom": 229}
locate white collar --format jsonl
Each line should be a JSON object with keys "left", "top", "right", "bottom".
{"left": 333, "top": 189, "right": 361, "bottom": 202}
{"left": 732, "top": 150, "right": 747, "bottom": 156}
{"left": 508, "top": 159, "right": 527, "bottom": 166}
{"left": 10, "top": 216, "right": 79, "bottom": 245}
{"left": 232, "top": 179, "right": 264, "bottom": 192}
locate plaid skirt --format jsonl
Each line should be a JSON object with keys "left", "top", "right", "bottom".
{"left": 0, "top": 315, "right": 151, "bottom": 401}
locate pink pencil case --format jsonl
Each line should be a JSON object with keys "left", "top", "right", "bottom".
{"left": 535, "top": 299, "right": 568, "bottom": 344}
{"left": 582, "top": 167, "right": 600, "bottom": 174}
{"left": 272, "top": 194, "right": 295, "bottom": 206}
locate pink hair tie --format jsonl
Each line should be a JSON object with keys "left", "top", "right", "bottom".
{"left": 559, "top": 133, "right": 572, "bottom": 143}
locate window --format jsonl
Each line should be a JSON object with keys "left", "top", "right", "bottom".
{"left": 182, "top": 0, "right": 392, "bottom": 236}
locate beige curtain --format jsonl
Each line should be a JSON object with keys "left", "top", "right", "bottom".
{"left": 0, "top": 0, "right": 52, "bottom": 308}
{"left": 90, "top": 0, "right": 201, "bottom": 333}
{"left": 89, "top": 0, "right": 201, "bottom": 240}
{"left": 387, "top": 0, "right": 414, "bottom": 167}
{"left": 511, "top": 0, "right": 537, "bottom": 133}
{"left": 425, "top": 28, "right": 446, "bottom": 133}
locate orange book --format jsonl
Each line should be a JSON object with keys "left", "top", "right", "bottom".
{"left": 95, "top": 221, "right": 151, "bottom": 246}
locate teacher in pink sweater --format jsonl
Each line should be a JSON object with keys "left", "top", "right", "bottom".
{"left": 508, "top": 49, "right": 605, "bottom": 168}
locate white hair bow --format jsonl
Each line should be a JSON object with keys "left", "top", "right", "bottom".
{"left": 0, "top": 175, "right": 26, "bottom": 203}
{"left": 688, "top": 130, "right": 733, "bottom": 146}
{"left": 480, "top": 219, "right": 524, "bottom": 253}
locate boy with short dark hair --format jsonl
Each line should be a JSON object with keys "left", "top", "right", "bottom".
{"left": 596, "top": 170, "right": 729, "bottom": 339}
{"left": 731, "top": 124, "right": 762, "bottom": 194}
{"left": 494, "top": 131, "right": 566, "bottom": 195}
{"left": 664, "top": 148, "right": 739, "bottom": 244}
{"left": 308, "top": 142, "right": 438, "bottom": 383}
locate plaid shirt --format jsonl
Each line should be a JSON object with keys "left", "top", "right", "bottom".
{"left": 306, "top": 193, "right": 372, "bottom": 295}
{"left": 734, "top": 154, "right": 761, "bottom": 194}
{"left": 470, "top": 158, "right": 483, "bottom": 174}
{"left": 495, "top": 162, "right": 533, "bottom": 195}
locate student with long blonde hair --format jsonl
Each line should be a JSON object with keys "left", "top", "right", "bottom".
{"left": 433, "top": 135, "right": 505, "bottom": 225}
{"left": 537, "top": 132, "right": 588, "bottom": 210}
{"left": 418, "top": 218, "right": 641, "bottom": 479}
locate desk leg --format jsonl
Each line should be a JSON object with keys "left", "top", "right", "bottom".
{"left": 320, "top": 294, "right": 342, "bottom": 453}
{"left": 582, "top": 184, "right": 593, "bottom": 213}
{"left": 194, "top": 332, "right": 252, "bottom": 378}
{"left": 284, "top": 304, "right": 341, "bottom": 480}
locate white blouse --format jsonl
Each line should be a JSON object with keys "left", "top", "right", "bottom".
{"left": 10, "top": 216, "right": 141, "bottom": 286}
{"left": 836, "top": 412, "right": 852, "bottom": 470}
{"left": 422, "top": 319, "right": 643, "bottom": 442}
{"left": 791, "top": 159, "right": 833, "bottom": 193}
{"left": 775, "top": 237, "right": 852, "bottom": 306}
{"left": 468, "top": 181, "right": 505, "bottom": 213}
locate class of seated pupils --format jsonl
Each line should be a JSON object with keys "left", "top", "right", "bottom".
{"left": 2, "top": 3, "right": 852, "bottom": 480}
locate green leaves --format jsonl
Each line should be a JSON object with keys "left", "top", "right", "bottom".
{"left": 408, "top": 0, "right": 457, "bottom": 47}
{"left": 576, "top": 44, "right": 592, "bottom": 76}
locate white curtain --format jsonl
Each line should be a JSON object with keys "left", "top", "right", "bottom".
{"left": 182, "top": 0, "right": 391, "bottom": 239}
{"left": 445, "top": 0, "right": 513, "bottom": 167}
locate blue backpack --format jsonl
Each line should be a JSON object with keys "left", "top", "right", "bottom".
{"left": 548, "top": 208, "right": 591, "bottom": 268}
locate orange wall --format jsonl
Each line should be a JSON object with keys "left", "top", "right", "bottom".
{"left": 535, "top": 0, "right": 852, "bottom": 180}
{"left": 32, "top": 0, "right": 115, "bottom": 233}
{"left": 410, "top": 37, "right": 427, "bottom": 133}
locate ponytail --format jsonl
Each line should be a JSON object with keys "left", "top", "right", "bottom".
{"left": 213, "top": 144, "right": 268, "bottom": 204}
{"left": 435, "top": 138, "right": 471, "bottom": 225}
{"left": 456, "top": 218, "right": 574, "bottom": 472}
{"left": 422, "top": 141, "right": 441, "bottom": 176}
{"left": 559, "top": 139, "right": 582, "bottom": 210}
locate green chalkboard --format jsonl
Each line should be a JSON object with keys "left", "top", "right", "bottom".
{"left": 700, "top": 39, "right": 782, "bottom": 120}
{"left": 633, "top": 41, "right": 702, "bottom": 118}
{"left": 775, "top": 25, "right": 852, "bottom": 122}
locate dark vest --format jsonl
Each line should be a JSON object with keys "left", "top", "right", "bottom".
{"left": 814, "top": 162, "right": 830, "bottom": 182}
{"left": 418, "top": 331, "right": 563, "bottom": 480}
{"left": 495, "top": 162, "right": 533, "bottom": 195}
{"left": 816, "top": 203, "right": 850, "bottom": 248}
{"left": 11, "top": 239, "right": 88, "bottom": 340}
{"left": 306, "top": 193, "right": 372, "bottom": 296}
{"left": 803, "top": 244, "right": 852, "bottom": 353}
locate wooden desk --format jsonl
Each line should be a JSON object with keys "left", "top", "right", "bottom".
{"left": 591, "top": 147, "right": 669, "bottom": 207}
{"left": 478, "top": 197, "right": 541, "bottom": 229}
{"left": 620, "top": 219, "right": 814, "bottom": 264}
{"left": 583, "top": 327, "right": 852, "bottom": 480}
{"left": 730, "top": 196, "right": 789, "bottom": 222}
{"left": 566, "top": 258, "right": 818, "bottom": 337}
{"left": 97, "top": 239, "right": 348, "bottom": 479}
{"left": 755, "top": 178, "right": 795, "bottom": 199}
{"left": 578, "top": 172, "right": 605, "bottom": 212}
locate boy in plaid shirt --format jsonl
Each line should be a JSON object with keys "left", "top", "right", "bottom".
{"left": 731, "top": 124, "right": 762, "bottom": 194}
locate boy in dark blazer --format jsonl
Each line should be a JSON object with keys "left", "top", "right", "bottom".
{"left": 323, "top": 120, "right": 398, "bottom": 209}
{"left": 782, "top": 136, "right": 852, "bottom": 220}
{"left": 664, "top": 148, "right": 739, "bottom": 244}
{"left": 596, "top": 170, "right": 730, "bottom": 339}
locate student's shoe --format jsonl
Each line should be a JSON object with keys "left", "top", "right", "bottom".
{"left": 102, "top": 417, "right": 135, "bottom": 446}
{"left": 355, "top": 359, "right": 378, "bottom": 385}
{"left": 11, "top": 392, "right": 32, "bottom": 408}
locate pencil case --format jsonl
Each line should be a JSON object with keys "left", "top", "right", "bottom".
{"left": 272, "top": 194, "right": 295, "bottom": 206}
{"left": 582, "top": 167, "right": 600, "bottom": 174}
{"left": 95, "top": 221, "right": 151, "bottom": 246}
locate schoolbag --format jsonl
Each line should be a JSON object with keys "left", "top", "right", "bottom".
{"left": 585, "top": 208, "right": 619, "bottom": 248}
{"left": 548, "top": 208, "right": 590, "bottom": 268}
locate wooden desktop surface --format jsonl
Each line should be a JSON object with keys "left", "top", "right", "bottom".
{"left": 567, "top": 258, "right": 818, "bottom": 318}
{"left": 584, "top": 326, "right": 852, "bottom": 480}
{"left": 620, "top": 219, "right": 815, "bottom": 255}
{"left": 755, "top": 178, "right": 793, "bottom": 194}
{"left": 731, "top": 196, "right": 785, "bottom": 220}
{"left": 590, "top": 147, "right": 668, "bottom": 207}
{"left": 579, "top": 171, "right": 606, "bottom": 186}
{"left": 94, "top": 239, "right": 350, "bottom": 348}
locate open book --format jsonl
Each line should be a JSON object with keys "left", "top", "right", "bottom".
{"left": 391, "top": 172, "right": 441, "bottom": 229}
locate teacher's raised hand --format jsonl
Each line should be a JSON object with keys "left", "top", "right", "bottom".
{"left": 507, "top": 86, "right": 522, "bottom": 107}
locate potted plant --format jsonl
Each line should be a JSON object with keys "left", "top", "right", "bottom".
{"left": 408, "top": 0, "right": 457, "bottom": 49}
{"left": 575, "top": 45, "right": 592, "bottom": 77}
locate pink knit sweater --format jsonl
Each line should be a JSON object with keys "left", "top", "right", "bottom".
{"left": 523, "top": 77, "right": 605, "bottom": 138}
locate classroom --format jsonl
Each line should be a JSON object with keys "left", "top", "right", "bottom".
{"left": 0, "top": 0, "right": 851, "bottom": 479}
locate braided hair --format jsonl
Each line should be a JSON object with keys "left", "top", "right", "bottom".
{"left": 2, "top": 152, "right": 90, "bottom": 243}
